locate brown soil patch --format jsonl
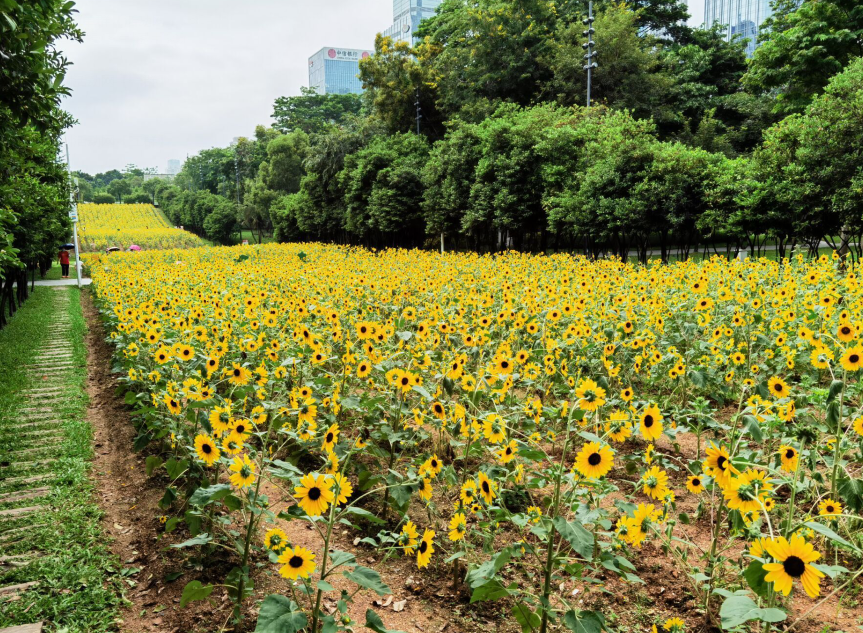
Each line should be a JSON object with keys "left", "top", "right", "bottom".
{"left": 84, "top": 289, "right": 227, "bottom": 632}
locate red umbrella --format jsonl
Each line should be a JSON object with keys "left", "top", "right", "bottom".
{"left": 128, "top": 244, "right": 141, "bottom": 251}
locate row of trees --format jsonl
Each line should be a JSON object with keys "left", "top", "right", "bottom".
{"left": 0, "top": 0, "right": 81, "bottom": 327}
{"left": 103, "top": 0, "right": 863, "bottom": 257}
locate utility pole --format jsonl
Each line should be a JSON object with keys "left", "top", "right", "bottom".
{"left": 233, "top": 152, "right": 241, "bottom": 206}
{"left": 415, "top": 87, "right": 422, "bottom": 135}
{"left": 65, "top": 144, "right": 82, "bottom": 288}
{"left": 582, "top": 1, "right": 597, "bottom": 107}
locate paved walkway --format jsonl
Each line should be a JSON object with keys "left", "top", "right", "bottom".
{"left": 13, "top": 278, "right": 91, "bottom": 288}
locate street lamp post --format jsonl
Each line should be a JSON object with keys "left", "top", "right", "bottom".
{"left": 582, "top": 1, "right": 598, "bottom": 107}
{"left": 65, "top": 144, "right": 82, "bottom": 288}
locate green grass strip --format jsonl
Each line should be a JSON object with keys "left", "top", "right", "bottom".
{"left": 0, "top": 287, "right": 124, "bottom": 632}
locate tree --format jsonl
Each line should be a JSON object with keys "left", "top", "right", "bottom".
{"left": 0, "top": 0, "right": 83, "bottom": 136}
{"left": 290, "top": 118, "right": 384, "bottom": 241}
{"left": 272, "top": 87, "right": 363, "bottom": 134}
{"left": 261, "top": 132, "right": 309, "bottom": 194}
{"left": 416, "top": 0, "right": 561, "bottom": 119}
{"left": 92, "top": 192, "right": 115, "bottom": 204}
{"left": 142, "top": 177, "right": 169, "bottom": 204}
{"left": 203, "top": 198, "right": 239, "bottom": 245}
{"left": 550, "top": 4, "right": 671, "bottom": 122}
{"left": 339, "top": 132, "right": 430, "bottom": 245}
{"left": 241, "top": 179, "right": 277, "bottom": 244}
{"left": 358, "top": 34, "right": 443, "bottom": 136}
{"left": 107, "top": 178, "right": 132, "bottom": 203}
{"left": 658, "top": 24, "right": 748, "bottom": 143}
{"left": 743, "top": 0, "right": 863, "bottom": 115}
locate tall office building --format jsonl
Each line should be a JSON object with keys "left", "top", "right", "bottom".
{"left": 382, "top": 0, "right": 444, "bottom": 44}
{"left": 308, "top": 47, "right": 373, "bottom": 95}
{"left": 704, "top": 0, "right": 773, "bottom": 57}
{"left": 166, "top": 159, "right": 181, "bottom": 176}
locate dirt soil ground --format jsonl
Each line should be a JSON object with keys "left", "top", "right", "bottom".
{"left": 81, "top": 289, "right": 863, "bottom": 633}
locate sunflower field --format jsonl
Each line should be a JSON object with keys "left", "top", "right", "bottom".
{"left": 78, "top": 203, "right": 207, "bottom": 251}
{"left": 85, "top": 243, "right": 863, "bottom": 632}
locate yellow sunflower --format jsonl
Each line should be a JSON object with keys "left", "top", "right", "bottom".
{"left": 767, "top": 376, "right": 790, "bottom": 398}
{"left": 228, "top": 453, "right": 257, "bottom": 489}
{"left": 685, "top": 474, "right": 705, "bottom": 494}
{"left": 574, "top": 378, "right": 607, "bottom": 412}
{"left": 321, "top": 423, "right": 339, "bottom": 453}
{"left": 703, "top": 443, "right": 738, "bottom": 488}
{"left": 778, "top": 445, "right": 799, "bottom": 472}
{"left": 294, "top": 473, "right": 334, "bottom": 516}
{"left": 763, "top": 534, "right": 825, "bottom": 598}
{"left": 477, "top": 472, "right": 497, "bottom": 504}
{"left": 574, "top": 442, "right": 614, "bottom": 479}
{"left": 264, "top": 527, "right": 288, "bottom": 553}
{"left": 840, "top": 346, "right": 863, "bottom": 371}
{"left": 818, "top": 499, "right": 842, "bottom": 517}
{"left": 416, "top": 529, "right": 435, "bottom": 568}
{"left": 638, "top": 404, "right": 663, "bottom": 442}
{"left": 448, "top": 513, "right": 466, "bottom": 542}
{"left": 194, "top": 434, "right": 220, "bottom": 467}
{"left": 278, "top": 545, "right": 316, "bottom": 580}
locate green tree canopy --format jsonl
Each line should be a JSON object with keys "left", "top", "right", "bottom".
{"left": 743, "top": 0, "right": 863, "bottom": 115}
{"left": 272, "top": 87, "right": 364, "bottom": 134}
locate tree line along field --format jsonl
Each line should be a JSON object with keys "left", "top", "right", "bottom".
{"left": 76, "top": 241, "right": 863, "bottom": 633}
{"left": 77, "top": 203, "right": 206, "bottom": 252}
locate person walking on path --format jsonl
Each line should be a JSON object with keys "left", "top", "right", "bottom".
{"left": 58, "top": 247, "right": 71, "bottom": 278}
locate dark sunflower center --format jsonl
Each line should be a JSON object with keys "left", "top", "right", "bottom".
{"left": 419, "top": 541, "right": 428, "bottom": 554}
{"left": 717, "top": 456, "right": 727, "bottom": 470}
{"left": 851, "top": 354, "right": 860, "bottom": 363}
{"left": 588, "top": 453, "right": 602, "bottom": 466}
{"left": 692, "top": 478, "right": 701, "bottom": 487}
{"left": 236, "top": 425, "right": 245, "bottom": 434}
{"left": 774, "top": 384, "right": 783, "bottom": 393}
{"left": 842, "top": 326, "right": 851, "bottom": 335}
{"left": 289, "top": 555, "right": 304, "bottom": 568}
{"left": 826, "top": 505, "right": 835, "bottom": 513}
{"left": 644, "top": 415, "right": 654, "bottom": 428}
{"left": 308, "top": 487, "right": 321, "bottom": 501}
{"left": 326, "top": 433, "right": 334, "bottom": 443}
{"left": 785, "top": 449, "right": 795, "bottom": 459}
{"left": 482, "top": 481, "right": 490, "bottom": 493}
{"left": 783, "top": 555, "right": 805, "bottom": 578}
{"left": 431, "top": 460, "right": 438, "bottom": 468}
{"left": 202, "top": 444, "right": 212, "bottom": 454}
{"left": 501, "top": 361, "right": 509, "bottom": 369}
{"left": 233, "top": 369, "right": 241, "bottom": 377}
{"left": 401, "top": 377, "right": 409, "bottom": 386}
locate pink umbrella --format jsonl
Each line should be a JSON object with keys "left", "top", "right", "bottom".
{"left": 128, "top": 244, "right": 141, "bottom": 251}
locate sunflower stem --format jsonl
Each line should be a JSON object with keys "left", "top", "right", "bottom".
{"left": 538, "top": 415, "right": 571, "bottom": 633}
{"left": 830, "top": 371, "right": 846, "bottom": 497}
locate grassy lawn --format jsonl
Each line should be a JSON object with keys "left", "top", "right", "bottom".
{"left": 0, "top": 287, "right": 123, "bottom": 632}
{"left": 239, "top": 229, "right": 275, "bottom": 244}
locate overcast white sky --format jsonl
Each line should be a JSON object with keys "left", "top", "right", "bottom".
{"left": 62, "top": 0, "right": 392, "bottom": 175}
{"left": 62, "top": 0, "right": 704, "bottom": 175}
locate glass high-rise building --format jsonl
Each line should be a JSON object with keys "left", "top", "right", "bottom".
{"left": 308, "top": 47, "right": 373, "bottom": 95}
{"left": 382, "top": 0, "right": 444, "bottom": 44}
{"left": 704, "top": 0, "right": 773, "bottom": 57}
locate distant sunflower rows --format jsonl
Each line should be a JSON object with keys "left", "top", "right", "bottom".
{"left": 77, "top": 203, "right": 205, "bottom": 251}
{"left": 87, "top": 244, "right": 863, "bottom": 631}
